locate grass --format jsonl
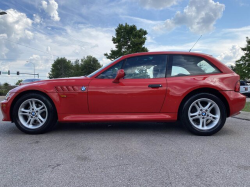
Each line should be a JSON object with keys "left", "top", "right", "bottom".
{"left": 242, "top": 102, "right": 250, "bottom": 112}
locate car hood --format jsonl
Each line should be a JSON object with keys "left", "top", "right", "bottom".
{"left": 10, "top": 76, "right": 91, "bottom": 93}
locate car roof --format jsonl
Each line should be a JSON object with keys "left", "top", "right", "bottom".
{"left": 122, "top": 51, "right": 212, "bottom": 58}
{"left": 117, "top": 51, "right": 233, "bottom": 74}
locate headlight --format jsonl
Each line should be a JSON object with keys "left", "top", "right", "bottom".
{"left": 5, "top": 92, "right": 10, "bottom": 100}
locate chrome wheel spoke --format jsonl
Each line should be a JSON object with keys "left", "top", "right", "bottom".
{"left": 37, "top": 105, "right": 44, "bottom": 110}
{"left": 209, "top": 113, "right": 218, "bottom": 118}
{"left": 26, "top": 117, "right": 32, "bottom": 125}
{"left": 199, "top": 118, "right": 203, "bottom": 128}
{"left": 32, "top": 100, "right": 37, "bottom": 110}
{"left": 207, "top": 104, "right": 215, "bottom": 112}
{"left": 29, "top": 118, "right": 35, "bottom": 126}
{"left": 197, "top": 101, "right": 203, "bottom": 109}
{"left": 203, "top": 119, "right": 207, "bottom": 128}
{"left": 20, "top": 108, "right": 30, "bottom": 116}
{"left": 38, "top": 109, "right": 46, "bottom": 114}
{"left": 37, "top": 115, "right": 45, "bottom": 123}
{"left": 189, "top": 111, "right": 199, "bottom": 116}
{"left": 194, "top": 104, "right": 200, "bottom": 111}
{"left": 204, "top": 102, "right": 212, "bottom": 110}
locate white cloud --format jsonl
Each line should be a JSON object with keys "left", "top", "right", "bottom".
{"left": 138, "top": 0, "right": 180, "bottom": 9}
{"left": 26, "top": 55, "right": 53, "bottom": 70}
{"left": 217, "top": 45, "right": 244, "bottom": 66}
{"left": 0, "top": 9, "right": 33, "bottom": 59}
{"left": 154, "top": 0, "right": 225, "bottom": 34}
{"left": 41, "top": 0, "right": 60, "bottom": 21}
{"left": 33, "top": 14, "right": 41, "bottom": 23}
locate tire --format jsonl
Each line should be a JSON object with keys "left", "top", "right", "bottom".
{"left": 180, "top": 93, "right": 226, "bottom": 136}
{"left": 12, "top": 93, "right": 57, "bottom": 134}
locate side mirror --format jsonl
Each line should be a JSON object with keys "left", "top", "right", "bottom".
{"left": 113, "top": 69, "right": 125, "bottom": 83}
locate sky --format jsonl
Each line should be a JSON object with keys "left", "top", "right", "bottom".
{"left": 0, "top": 0, "right": 249, "bottom": 85}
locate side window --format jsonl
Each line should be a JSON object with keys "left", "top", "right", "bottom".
{"left": 171, "top": 66, "right": 190, "bottom": 76}
{"left": 171, "top": 55, "right": 220, "bottom": 77}
{"left": 123, "top": 55, "right": 167, "bottom": 79}
{"left": 97, "top": 60, "right": 123, "bottom": 79}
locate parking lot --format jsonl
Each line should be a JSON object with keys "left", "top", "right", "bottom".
{"left": 1, "top": 97, "right": 250, "bottom": 187}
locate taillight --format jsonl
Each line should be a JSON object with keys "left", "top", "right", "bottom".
{"left": 235, "top": 80, "right": 240, "bottom": 92}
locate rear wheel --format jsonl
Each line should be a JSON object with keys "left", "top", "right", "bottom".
{"left": 180, "top": 93, "right": 226, "bottom": 136}
{"left": 13, "top": 93, "right": 57, "bottom": 134}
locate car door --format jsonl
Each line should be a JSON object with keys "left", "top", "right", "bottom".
{"left": 88, "top": 55, "right": 168, "bottom": 113}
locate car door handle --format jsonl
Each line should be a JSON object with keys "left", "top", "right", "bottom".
{"left": 148, "top": 84, "right": 162, "bottom": 88}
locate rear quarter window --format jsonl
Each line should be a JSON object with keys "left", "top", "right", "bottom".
{"left": 170, "top": 55, "right": 220, "bottom": 77}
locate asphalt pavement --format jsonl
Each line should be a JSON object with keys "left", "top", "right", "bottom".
{"left": 1, "top": 97, "right": 250, "bottom": 186}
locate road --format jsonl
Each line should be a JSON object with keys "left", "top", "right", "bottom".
{"left": 0, "top": 97, "right": 250, "bottom": 187}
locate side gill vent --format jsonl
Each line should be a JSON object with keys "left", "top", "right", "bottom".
{"left": 55, "top": 86, "right": 80, "bottom": 92}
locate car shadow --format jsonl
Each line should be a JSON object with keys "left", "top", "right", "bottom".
{"left": 51, "top": 121, "right": 188, "bottom": 135}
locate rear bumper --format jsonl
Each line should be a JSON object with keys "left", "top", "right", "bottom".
{"left": 1, "top": 99, "right": 11, "bottom": 121}
{"left": 220, "top": 91, "right": 246, "bottom": 117}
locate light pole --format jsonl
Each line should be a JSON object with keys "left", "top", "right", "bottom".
{"left": 27, "top": 61, "right": 36, "bottom": 78}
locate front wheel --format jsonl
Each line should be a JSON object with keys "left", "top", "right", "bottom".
{"left": 13, "top": 93, "right": 57, "bottom": 134}
{"left": 180, "top": 93, "right": 226, "bottom": 136}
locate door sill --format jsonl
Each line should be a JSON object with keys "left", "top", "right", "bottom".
{"left": 58, "top": 113, "right": 177, "bottom": 122}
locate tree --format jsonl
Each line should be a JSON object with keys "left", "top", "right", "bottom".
{"left": 231, "top": 37, "right": 250, "bottom": 80}
{"left": 15, "top": 80, "right": 23, "bottom": 85}
{"left": 48, "top": 57, "right": 74, "bottom": 79}
{"left": 73, "top": 59, "right": 82, "bottom": 76}
{"left": 80, "top": 56, "right": 102, "bottom": 76}
{"left": 3, "top": 82, "right": 10, "bottom": 87}
{"left": 104, "top": 23, "right": 148, "bottom": 60}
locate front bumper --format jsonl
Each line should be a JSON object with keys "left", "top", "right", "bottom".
{"left": 220, "top": 91, "right": 246, "bottom": 117}
{"left": 1, "top": 99, "right": 11, "bottom": 121}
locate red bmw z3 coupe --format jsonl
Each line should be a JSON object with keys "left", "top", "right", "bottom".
{"left": 0, "top": 52, "right": 246, "bottom": 135}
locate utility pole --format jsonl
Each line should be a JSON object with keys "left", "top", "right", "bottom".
{"left": 26, "top": 61, "right": 36, "bottom": 78}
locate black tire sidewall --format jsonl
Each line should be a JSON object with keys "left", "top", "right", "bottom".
{"left": 181, "top": 93, "right": 226, "bottom": 136}
{"left": 13, "top": 93, "right": 57, "bottom": 134}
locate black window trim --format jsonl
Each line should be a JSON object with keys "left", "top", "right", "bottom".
{"left": 167, "top": 54, "right": 222, "bottom": 78}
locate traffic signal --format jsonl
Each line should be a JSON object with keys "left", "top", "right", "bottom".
{"left": 0, "top": 71, "right": 1, "bottom": 75}
{"left": 8, "top": 70, "right": 10, "bottom": 75}
{"left": 17, "top": 71, "right": 20, "bottom": 75}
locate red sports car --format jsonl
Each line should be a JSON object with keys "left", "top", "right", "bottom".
{"left": 0, "top": 52, "right": 246, "bottom": 135}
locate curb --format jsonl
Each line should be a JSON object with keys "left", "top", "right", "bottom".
{"left": 232, "top": 116, "right": 250, "bottom": 121}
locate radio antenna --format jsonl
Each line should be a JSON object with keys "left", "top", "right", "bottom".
{"left": 189, "top": 35, "right": 202, "bottom": 52}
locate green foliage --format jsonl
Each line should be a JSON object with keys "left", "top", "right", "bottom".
{"left": 104, "top": 23, "right": 148, "bottom": 60}
{"left": 231, "top": 37, "right": 250, "bottom": 80}
{"left": 48, "top": 57, "right": 74, "bottom": 79}
{"left": 0, "top": 82, "right": 12, "bottom": 96}
{"left": 73, "top": 59, "right": 82, "bottom": 76}
{"left": 48, "top": 56, "right": 102, "bottom": 79}
{"left": 15, "top": 80, "right": 23, "bottom": 86}
{"left": 242, "top": 102, "right": 250, "bottom": 112}
{"left": 80, "top": 56, "right": 102, "bottom": 76}
{"left": 3, "top": 82, "right": 10, "bottom": 87}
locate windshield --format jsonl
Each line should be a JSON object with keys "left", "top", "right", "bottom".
{"left": 87, "top": 56, "right": 122, "bottom": 77}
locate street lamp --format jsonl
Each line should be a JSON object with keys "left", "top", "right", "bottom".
{"left": 0, "top": 11, "right": 7, "bottom": 15}
{"left": 27, "top": 61, "right": 36, "bottom": 78}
